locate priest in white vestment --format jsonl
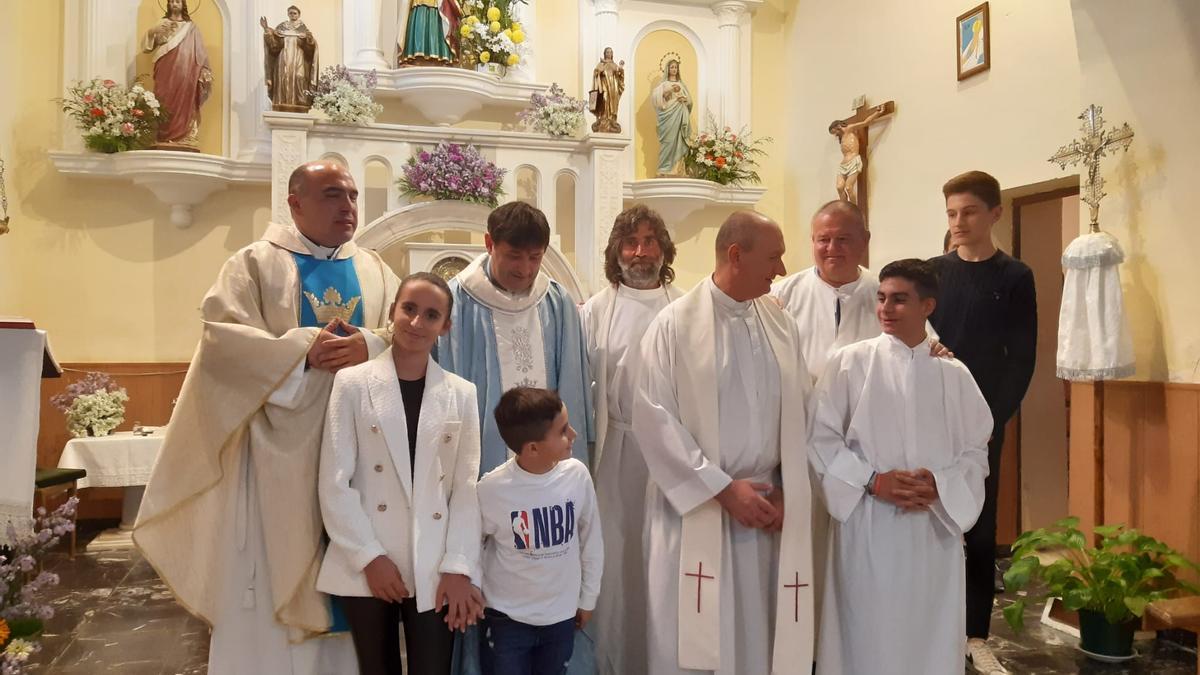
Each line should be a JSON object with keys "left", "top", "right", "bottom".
{"left": 810, "top": 259, "right": 991, "bottom": 675}
{"left": 580, "top": 205, "right": 682, "bottom": 675}
{"left": 135, "top": 161, "right": 400, "bottom": 675}
{"left": 634, "top": 211, "right": 815, "bottom": 675}
{"left": 436, "top": 201, "right": 593, "bottom": 675}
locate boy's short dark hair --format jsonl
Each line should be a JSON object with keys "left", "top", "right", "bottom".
{"left": 487, "top": 202, "right": 551, "bottom": 250}
{"left": 879, "top": 258, "right": 940, "bottom": 300}
{"left": 942, "top": 170, "right": 1001, "bottom": 210}
{"left": 494, "top": 387, "right": 563, "bottom": 454}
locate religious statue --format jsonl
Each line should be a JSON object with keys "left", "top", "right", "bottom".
{"left": 142, "top": 0, "right": 213, "bottom": 150}
{"left": 397, "top": 0, "right": 462, "bottom": 66}
{"left": 828, "top": 104, "right": 887, "bottom": 204}
{"left": 653, "top": 56, "right": 692, "bottom": 176}
{"left": 589, "top": 47, "right": 625, "bottom": 134}
{"left": 261, "top": 6, "right": 319, "bottom": 113}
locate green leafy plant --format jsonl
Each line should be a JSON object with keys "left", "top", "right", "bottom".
{"left": 1003, "top": 517, "right": 1200, "bottom": 632}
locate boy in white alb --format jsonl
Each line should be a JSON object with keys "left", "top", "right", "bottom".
{"left": 476, "top": 387, "right": 603, "bottom": 675}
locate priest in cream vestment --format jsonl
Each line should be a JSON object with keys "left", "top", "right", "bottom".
{"left": 633, "top": 212, "right": 815, "bottom": 675}
{"left": 135, "top": 162, "right": 400, "bottom": 674}
{"left": 810, "top": 259, "right": 991, "bottom": 675}
{"left": 580, "top": 205, "right": 682, "bottom": 675}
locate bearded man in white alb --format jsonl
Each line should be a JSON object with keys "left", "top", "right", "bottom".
{"left": 580, "top": 204, "right": 682, "bottom": 675}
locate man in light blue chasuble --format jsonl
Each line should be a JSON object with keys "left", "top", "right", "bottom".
{"left": 135, "top": 160, "right": 401, "bottom": 675}
{"left": 398, "top": 0, "right": 463, "bottom": 66}
{"left": 437, "top": 201, "right": 595, "bottom": 675}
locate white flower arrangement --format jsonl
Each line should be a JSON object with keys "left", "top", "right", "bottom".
{"left": 51, "top": 372, "right": 128, "bottom": 438}
{"left": 60, "top": 78, "right": 162, "bottom": 153}
{"left": 310, "top": 66, "right": 383, "bottom": 126}
{"left": 65, "top": 390, "right": 128, "bottom": 438}
{"left": 518, "top": 84, "right": 584, "bottom": 138}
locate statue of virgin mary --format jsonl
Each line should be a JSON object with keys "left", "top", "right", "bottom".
{"left": 397, "top": 0, "right": 462, "bottom": 66}
{"left": 653, "top": 58, "right": 692, "bottom": 177}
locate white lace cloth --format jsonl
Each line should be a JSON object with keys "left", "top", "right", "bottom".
{"left": 57, "top": 428, "right": 165, "bottom": 488}
{"left": 1057, "top": 232, "right": 1135, "bottom": 381}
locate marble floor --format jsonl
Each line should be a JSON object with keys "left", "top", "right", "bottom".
{"left": 22, "top": 522, "right": 1199, "bottom": 674}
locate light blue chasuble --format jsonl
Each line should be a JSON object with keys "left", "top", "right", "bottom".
{"left": 437, "top": 254, "right": 593, "bottom": 474}
{"left": 440, "top": 255, "right": 596, "bottom": 675}
{"left": 290, "top": 253, "right": 366, "bottom": 329}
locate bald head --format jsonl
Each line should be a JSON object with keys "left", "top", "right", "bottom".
{"left": 712, "top": 211, "right": 787, "bottom": 301}
{"left": 288, "top": 160, "right": 351, "bottom": 197}
{"left": 811, "top": 200, "right": 869, "bottom": 286}
{"left": 287, "top": 160, "right": 359, "bottom": 248}
{"left": 715, "top": 211, "right": 779, "bottom": 257}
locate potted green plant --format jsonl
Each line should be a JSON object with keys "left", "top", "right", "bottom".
{"left": 1003, "top": 517, "right": 1199, "bottom": 661}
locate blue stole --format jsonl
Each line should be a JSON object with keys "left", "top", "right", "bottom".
{"left": 291, "top": 252, "right": 365, "bottom": 329}
{"left": 292, "top": 252, "right": 363, "bottom": 633}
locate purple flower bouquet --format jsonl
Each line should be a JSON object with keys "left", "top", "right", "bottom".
{"left": 397, "top": 142, "right": 507, "bottom": 207}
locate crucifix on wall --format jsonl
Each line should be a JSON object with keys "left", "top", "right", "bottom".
{"left": 828, "top": 97, "right": 895, "bottom": 225}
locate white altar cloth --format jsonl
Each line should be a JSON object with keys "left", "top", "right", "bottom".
{"left": 58, "top": 428, "right": 165, "bottom": 527}
{"left": 0, "top": 327, "right": 46, "bottom": 545}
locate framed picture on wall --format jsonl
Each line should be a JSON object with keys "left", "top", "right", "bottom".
{"left": 956, "top": 2, "right": 990, "bottom": 81}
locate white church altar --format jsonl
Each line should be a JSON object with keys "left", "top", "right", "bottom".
{"left": 48, "top": 0, "right": 767, "bottom": 297}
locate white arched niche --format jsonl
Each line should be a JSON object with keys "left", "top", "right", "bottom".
{"left": 355, "top": 201, "right": 587, "bottom": 303}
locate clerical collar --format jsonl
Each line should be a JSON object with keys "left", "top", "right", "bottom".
{"left": 706, "top": 276, "right": 753, "bottom": 314}
{"left": 618, "top": 282, "right": 666, "bottom": 300}
{"left": 295, "top": 228, "right": 340, "bottom": 260}
{"left": 814, "top": 267, "right": 863, "bottom": 296}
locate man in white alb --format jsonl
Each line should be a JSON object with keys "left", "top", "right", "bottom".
{"left": 580, "top": 204, "right": 682, "bottom": 675}
{"left": 634, "top": 211, "right": 815, "bottom": 675}
{"left": 771, "top": 200, "right": 880, "bottom": 380}
{"left": 811, "top": 258, "right": 991, "bottom": 675}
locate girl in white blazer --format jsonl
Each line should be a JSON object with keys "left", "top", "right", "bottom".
{"left": 318, "top": 272, "right": 483, "bottom": 675}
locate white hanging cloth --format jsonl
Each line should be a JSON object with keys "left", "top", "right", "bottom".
{"left": 1056, "top": 231, "right": 1135, "bottom": 381}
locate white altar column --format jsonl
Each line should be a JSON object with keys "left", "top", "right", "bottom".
{"left": 234, "top": 0, "right": 276, "bottom": 162}
{"left": 712, "top": 0, "right": 752, "bottom": 129}
{"left": 61, "top": 0, "right": 142, "bottom": 153}
{"left": 266, "top": 113, "right": 316, "bottom": 225}
{"left": 345, "top": 0, "right": 390, "bottom": 70}
{"left": 581, "top": 139, "right": 626, "bottom": 294}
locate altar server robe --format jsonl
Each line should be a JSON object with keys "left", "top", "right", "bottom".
{"left": 135, "top": 223, "right": 399, "bottom": 674}
{"left": 810, "top": 334, "right": 992, "bottom": 675}
{"left": 581, "top": 282, "right": 680, "bottom": 675}
{"left": 633, "top": 278, "right": 815, "bottom": 675}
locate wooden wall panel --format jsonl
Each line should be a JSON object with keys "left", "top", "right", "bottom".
{"left": 1071, "top": 381, "right": 1200, "bottom": 567}
{"left": 38, "top": 363, "right": 188, "bottom": 519}
{"left": 997, "top": 417, "right": 1020, "bottom": 546}
{"left": 1067, "top": 382, "right": 1100, "bottom": 536}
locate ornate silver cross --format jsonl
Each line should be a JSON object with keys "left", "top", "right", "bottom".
{"left": 1048, "top": 104, "right": 1135, "bottom": 233}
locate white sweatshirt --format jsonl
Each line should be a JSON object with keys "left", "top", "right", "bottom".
{"left": 476, "top": 457, "right": 604, "bottom": 626}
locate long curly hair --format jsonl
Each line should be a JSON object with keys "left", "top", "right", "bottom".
{"left": 603, "top": 204, "right": 676, "bottom": 286}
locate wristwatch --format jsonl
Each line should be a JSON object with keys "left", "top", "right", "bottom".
{"left": 866, "top": 471, "right": 878, "bottom": 496}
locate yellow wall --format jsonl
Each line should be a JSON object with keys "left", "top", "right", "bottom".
{"left": 663, "top": 0, "right": 794, "bottom": 290}
{"left": 632, "top": 30, "right": 699, "bottom": 180}
{"left": 1072, "top": 0, "right": 1200, "bottom": 383}
{"left": 0, "top": 1, "right": 269, "bottom": 362}
{"left": 5, "top": 0, "right": 1197, "bottom": 382}
{"left": 136, "top": 0, "right": 225, "bottom": 154}
{"left": 535, "top": 0, "right": 579, "bottom": 95}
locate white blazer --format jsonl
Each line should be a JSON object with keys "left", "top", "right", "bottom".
{"left": 317, "top": 349, "right": 482, "bottom": 612}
